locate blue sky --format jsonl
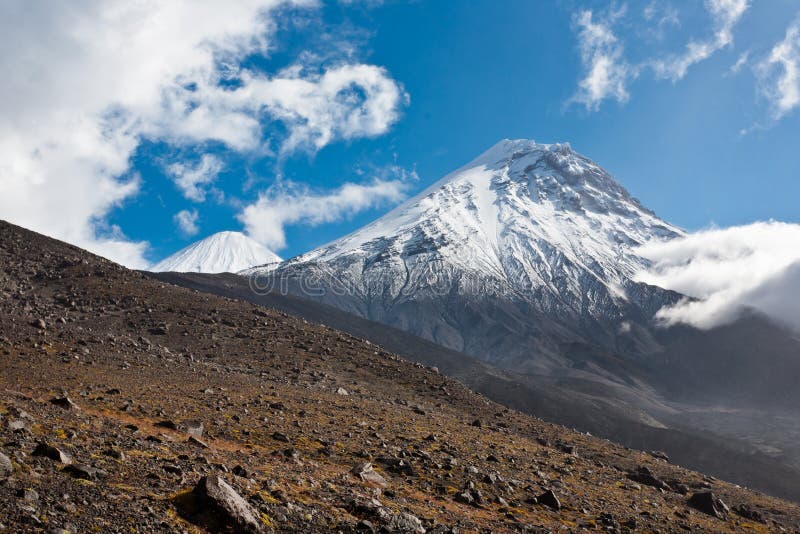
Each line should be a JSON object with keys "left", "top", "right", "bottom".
{"left": 2, "top": 0, "right": 800, "bottom": 267}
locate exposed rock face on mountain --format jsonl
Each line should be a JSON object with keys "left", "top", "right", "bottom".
{"left": 153, "top": 231, "right": 280, "bottom": 274}
{"left": 245, "top": 140, "right": 681, "bottom": 372}
{"left": 3, "top": 219, "right": 800, "bottom": 532}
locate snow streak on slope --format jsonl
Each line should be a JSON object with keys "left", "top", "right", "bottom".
{"left": 244, "top": 140, "right": 682, "bottom": 369}
{"left": 153, "top": 231, "right": 281, "bottom": 274}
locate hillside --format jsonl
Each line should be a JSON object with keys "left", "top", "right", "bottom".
{"left": 1, "top": 219, "right": 799, "bottom": 533}
{"left": 151, "top": 270, "right": 800, "bottom": 503}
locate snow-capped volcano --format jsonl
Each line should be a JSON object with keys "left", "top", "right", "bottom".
{"left": 152, "top": 231, "right": 281, "bottom": 274}
{"left": 245, "top": 140, "right": 682, "bottom": 370}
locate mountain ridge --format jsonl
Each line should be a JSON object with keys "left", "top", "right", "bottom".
{"left": 243, "top": 139, "right": 683, "bottom": 370}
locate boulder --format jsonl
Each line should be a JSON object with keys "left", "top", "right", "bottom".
{"left": 32, "top": 442, "right": 72, "bottom": 464}
{"left": 351, "top": 462, "right": 388, "bottom": 488}
{"left": 192, "top": 475, "right": 266, "bottom": 533}
{"left": 687, "top": 491, "right": 728, "bottom": 520}
{"left": 537, "top": 489, "right": 561, "bottom": 511}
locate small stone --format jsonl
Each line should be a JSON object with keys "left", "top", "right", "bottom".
{"left": 31, "top": 318, "right": 46, "bottom": 330}
{"left": 628, "top": 466, "right": 670, "bottom": 491}
{"left": 649, "top": 450, "right": 670, "bottom": 462}
{"left": 537, "top": 489, "right": 561, "bottom": 511}
{"left": 17, "top": 488, "right": 39, "bottom": 502}
{"left": 63, "top": 463, "right": 104, "bottom": 481}
{"left": 32, "top": 442, "right": 72, "bottom": 464}
{"left": 163, "top": 464, "right": 183, "bottom": 476}
{"left": 688, "top": 491, "right": 728, "bottom": 520}
{"left": 271, "top": 431, "right": 290, "bottom": 443}
{"left": 336, "top": 387, "right": 349, "bottom": 396}
{"left": 0, "top": 451, "right": 13, "bottom": 477}
{"left": 155, "top": 420, "right": 179, "bottom": 430}
{"left": 387, "top": 511, "right": 425, "bottom": 533}
{"left": 7, "top": 420, "right": 29, "bottom": 432}
{"left": 232, "top": 465, "right": 250, "bottom": 478}
{"left": 188, "top": 435, "right": 210, "bottom": 449}
{"left": 103, "top": 447, "right": 126, "bottom": 460}
{"left": 49, "top": 396, "right": 79, "bottom": 410}
{"left": 733, "top": 504, "right": 764, "bottom": 523}
{"left": 351, "top": 462, "right": 388, "bottom": 488}
{"left": 183, "top": 420, "right": 204, "bottom": 437}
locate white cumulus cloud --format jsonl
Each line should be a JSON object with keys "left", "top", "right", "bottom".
{"left": 756, "top": 17, "right": 800, "bottom": 120}
{"left": 652, "top": 0, "right": 749, "bottom": 81}
{"left": 167, "top": 154, "right": 224, "bottom": 202}
{"left": 174, "top": 209, "right": 200, "bottom": 237}
{"left": 239, "top": 168, "right": 414, "bottom": 250}
{"left": 0, "top": 1, "right": 406, "bottom": 268}
{"left": 571, "top": 9, "right": 634, "bottom": 111}
{"left": 635, "top": 221, "right": 800, "bottom": 332}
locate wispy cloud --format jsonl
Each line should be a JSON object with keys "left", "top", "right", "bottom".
{"left": 729, "top": 50, "right": 750, "bottom": 75}
{"left": 651, "top": 0, "right": 749, "bottom": 81}
{"left": 571, "top": 1, "right": 751, "bottom": 112}
{"left": 571, "top": 9, "right": 635, "bottom": 111}
{"left": 167, "top": 154, "right": 223, "bottom": 202}
{"left": 635, "top": 221, "right": 800, "bottom": 332}
{"left": 239, "top": 166, "right": 415, "bottom": 250}
{"left": 642, "top": 1, "right": 680, "bottom": 40}
{"left": 174, "top": 209, "right": 200, "bottom": 237}
{"left": 756, "top": 17, "right": 800, "bottom": 120}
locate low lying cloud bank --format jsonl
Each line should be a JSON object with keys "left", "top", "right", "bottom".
{"left": 635, "top": 221, "right": 800, "bottom": 332}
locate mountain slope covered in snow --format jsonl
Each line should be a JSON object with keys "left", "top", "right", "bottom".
{"left": 244, "top": 140, "right": 683, "bottom": 370}
{"left": 152, "top": 231, "right": 281, "bottom": 274}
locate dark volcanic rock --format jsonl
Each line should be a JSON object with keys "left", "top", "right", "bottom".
{"left": 537, "top": 489, "right": 561, "bottom": 511}
{"left": 687, "top": 491, "right": 728, "bottom": 520}
{"left": 32, "top": 442, "right": 72, "bottom": 464}
{"left": 63, "top": 463, "right": 104, "bottom": 481}
{"left": 733, "top": 503, "right": 764, "bottom": 523}
{"left": 49, "top": 396, "right": 78, "bottom": 410}
{"left": 188, "top": 475, "right": 266, "bottom": 533}
{"left": 628, "top": 466, "right": 670, "bottom": 491}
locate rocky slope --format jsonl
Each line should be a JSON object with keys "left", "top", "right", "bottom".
{"left": 2, "top": 220, "right": 800, "bottom": 532}
{"left": 153, "top": 269, "right": 800, "bottom": 503}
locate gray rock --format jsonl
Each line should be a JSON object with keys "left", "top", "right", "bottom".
{"left": 188, "top": 435, "right": 210, "bottom": 449}
{"left": 0, "top": 451, "right": 12, "bottom": 477}
{"left": 183, "top": 420, "right": 204, "bottom": 437}
{"left": 537, "top": 489, "right": 561, "bottom": 511}
{"left": 193, "top": 475, "right": 266, "bottom": 533}
{"left": 351, "top": 462, "right": 388, "bottom": 488}
{"left": 688, "top": 491, "right": 729, "bottom": 520}
{"left": 49, "top": 396, "right": 79, "bottom": 410}
{"left": 32, "top": 442, "right": 72, "bottom": 464}
{"left": 63, "top": 463, "right": 104, "bottom": 481}
{"left": 387, "top": 511, "right": 426, "bottom": 533}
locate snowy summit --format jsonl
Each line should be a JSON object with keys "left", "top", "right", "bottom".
{"left": 151, "top": 231, "right": 281, "bottom": 274}
{"left": 245, "top": 139, "right": 683, "bottom": 370}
